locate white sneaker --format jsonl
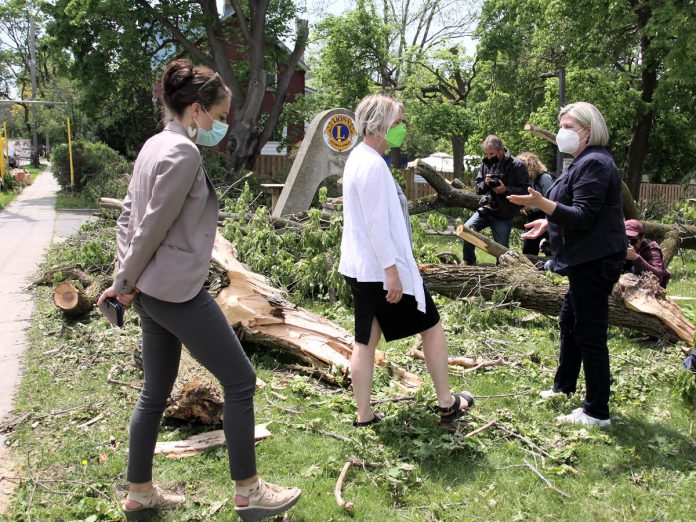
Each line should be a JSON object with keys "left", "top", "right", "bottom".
{"left": 539, "top": 389, "right": 561, "bottom": 399}
{"left": 556, "top": 407, "right": 611, "bottom": 427}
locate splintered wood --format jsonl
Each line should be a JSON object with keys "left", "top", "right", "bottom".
{"left": 154, "top": 423, "right": 273, "bottom": 458}
{"left": 617, "top": 273, "right": 696, "bottom": 347}
{"left": 211, "top": 232, "right": 421, "bottom": 388}
{"left": 164, "top": 233, "right": 421, "bottom": 424}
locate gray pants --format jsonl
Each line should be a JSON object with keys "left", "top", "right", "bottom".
{"left": 128, "top": 288, "right": 257, "bottom": 483}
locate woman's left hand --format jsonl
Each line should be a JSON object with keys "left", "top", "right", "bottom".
{"left": 521, "top": 219, "right": 549, "bottom": 239}
{"left": 507, "top": 187, "right": 543, "bottom": 207}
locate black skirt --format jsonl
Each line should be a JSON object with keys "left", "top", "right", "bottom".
{"left": 344, "top": 276, "right": 441, "bottom": 344}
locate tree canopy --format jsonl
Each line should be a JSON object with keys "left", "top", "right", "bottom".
{"left": 1, "top": 0, "right": 692, "bottom": 189}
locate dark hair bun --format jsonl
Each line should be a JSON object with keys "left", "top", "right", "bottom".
{"left": 160, "top": 59, "right": 229, "bottom": 117}
{"left": 162, "top": 59, "right": 195, "bottom": 95}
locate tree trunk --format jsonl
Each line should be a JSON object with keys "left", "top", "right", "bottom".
{"left": 623, "top": 7, "right": 658, "bottom": 200}
{"left": 164, "top": 232, "right": 423, "bottom": 424}
{"left": 422, "top": 261, "right": 692, "bottom": 342}
{"left": 226, "top": 109, "right": 264, "bottom": 180}
{"left": 659, "top": 228, "right": 681, "bottom": 267}
{"left": 452, "top": 135, "right": 464, "bottom": 180}
{"left": 420, "top": 227, "right": 695, "bottom": 345}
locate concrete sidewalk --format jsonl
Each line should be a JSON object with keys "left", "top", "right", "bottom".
{"left": 0, "top": 169, "right": 96, "bottom": 512}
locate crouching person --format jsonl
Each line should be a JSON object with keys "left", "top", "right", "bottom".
{"left": 624, "top": 219, "right": 671, "bottom": 288}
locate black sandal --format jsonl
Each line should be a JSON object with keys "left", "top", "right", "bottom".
{"left": 438, "top": 391, "right": 474, "bottom": 423}
{"left": 352, "top": 414, "right": 382, "bottom": 427}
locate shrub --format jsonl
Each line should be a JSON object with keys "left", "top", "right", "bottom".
{"left": 52, "top": 141, "right": 131, "bottom": 203}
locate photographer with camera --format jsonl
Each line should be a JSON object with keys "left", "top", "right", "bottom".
{"left": 462, "top": 135, "right": 529, "bottom": 265}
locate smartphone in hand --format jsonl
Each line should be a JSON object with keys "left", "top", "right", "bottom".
{"left": 99, "top": 297, "right": 124, "bottom": 327}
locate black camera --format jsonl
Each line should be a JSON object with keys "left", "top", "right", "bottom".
{"left": 488, "top": 172, "right": 502, "bottom": 188}
{"left": 478, "top": 193, "right": 499, "bottom": 215}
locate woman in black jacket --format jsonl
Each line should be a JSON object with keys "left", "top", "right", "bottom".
{"left": 508, "top": 102, "right": 626, "bottom": 427}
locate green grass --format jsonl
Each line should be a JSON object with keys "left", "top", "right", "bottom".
{"left": 4, "top": 229, "right": 696, "bottom": 521}
{"left": 55, "top": 190, "right": 99, "bottom": 210}
{"left": 0, "top": 164, "right": 44, "bottom": 210}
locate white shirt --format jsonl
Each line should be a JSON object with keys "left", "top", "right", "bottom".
{"left": 338, "top": 142, "right": 426, "bottom": 312}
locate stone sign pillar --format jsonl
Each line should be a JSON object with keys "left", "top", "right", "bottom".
{"left": 271, "top": 108, "right": 360, "bottom": 217}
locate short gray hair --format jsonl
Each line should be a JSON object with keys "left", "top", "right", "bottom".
{"left": 559, "top": 102, "right": 609, "bottom": 146}
{"left": 355, "top": 94, "right": 401, "bottom": 138}
{"left": 482, "top": 135, "right": 503, "bottom": 151}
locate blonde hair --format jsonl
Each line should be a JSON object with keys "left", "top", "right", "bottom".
{"left": 517, "top": 152, "right": 548, "bottom": 177}
{"left": 355, "top": 94, "right": 401, "bottom": 138}
{"left": 559, "top": 102, "right": 610, "bottom": 146}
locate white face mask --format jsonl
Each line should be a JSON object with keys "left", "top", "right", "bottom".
{"left": 556, "top": 128, "right": 584, "bottom": 154}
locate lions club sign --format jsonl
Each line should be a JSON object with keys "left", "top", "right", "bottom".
{"left": 323, "top": 114, "right": 357, "bottom": 152}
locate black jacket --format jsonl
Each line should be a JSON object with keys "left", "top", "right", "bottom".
{"left": 476, "top": 149, "right": 529, "bottom": 218}
{"left": 547, "top": 146, "right": 626, "bottom": 272}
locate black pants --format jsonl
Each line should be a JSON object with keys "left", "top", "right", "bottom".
{"left": 128, "top": 288, "right": 257, "bottom": 483}
{"left": 522, "top": 211, "right": 548, "bottom": 256}
{"left": 553, "top": 253, "right": 624, "bottom": 420}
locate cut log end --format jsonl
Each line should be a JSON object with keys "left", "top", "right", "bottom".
{"left": 53, "top": 282, "right": 92, "bottom": 316}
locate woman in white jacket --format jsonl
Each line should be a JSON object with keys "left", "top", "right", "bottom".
{"left": 339, "top": 93, "right": 474, "bottom": 426}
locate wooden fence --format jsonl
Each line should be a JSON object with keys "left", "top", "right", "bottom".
{"left": 253, "top": 155, "right": 290, "bottom": 179}
{"left": 639, "top": 182, "right": 696, "bottom": 208}
{"left": 402, "top": 168, "right": 458, "bottom": 201}
{"left": 402, "top": 174, "right": 696, "bottom": 208}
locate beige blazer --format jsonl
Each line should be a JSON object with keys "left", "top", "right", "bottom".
{"left": 113, "top": 122, "right": 219, "bottom": 302}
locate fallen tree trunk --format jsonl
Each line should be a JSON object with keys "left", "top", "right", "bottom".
{"left": 420, "top": 226, "right": 695, "bottom": 346}
{"left": 100, "top": 198, "right": 422, "bottom": 424}
{"left": 154, "top": 423, "right": 273, "bottom": 459}
{"left": 408, "top": 159, "right": 696, "bottom": 255}
{"left": 164, "top": 232, "right": 422, "bottom": 424}
{"left": 211, "top": 232, "right": 421, "bottom": 386}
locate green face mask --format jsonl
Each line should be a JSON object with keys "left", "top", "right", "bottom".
{"left": 386, "top": 122, "right": 407, "bottom": 148}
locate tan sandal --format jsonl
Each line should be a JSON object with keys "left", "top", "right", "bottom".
{"left": 235, "top": 479, "right": 301, "bottom": 522}
{"left": 122, "top": 485, "right": 185, "bottom": 521}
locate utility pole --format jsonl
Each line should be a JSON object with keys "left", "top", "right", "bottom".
{"left": 556, "top": 67, "right": 566, "bottom": 175}
{"left": 29, "top": 13, "right": 39, "bottom": 167}
{"left": 540, "top": 67, "right": 567, "bottom": 175}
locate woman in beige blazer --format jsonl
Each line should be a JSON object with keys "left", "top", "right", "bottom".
{"left": 98, "top": 59, "right": 300, "bottom": 522}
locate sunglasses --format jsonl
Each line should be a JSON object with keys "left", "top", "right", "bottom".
{"left": 199, "top": 72, "right": 220, "bottom": 91}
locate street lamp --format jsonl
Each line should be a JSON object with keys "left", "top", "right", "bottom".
{"left": 540, "top": 68, "right": 566, "bottom": 175}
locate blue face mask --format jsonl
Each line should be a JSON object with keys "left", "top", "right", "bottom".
{"left": 195, "top": 108, "right": 229, "bottom": 147}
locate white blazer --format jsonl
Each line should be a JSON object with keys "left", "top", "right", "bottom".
{"left": 338, "top": 142, "right": 426, "bottom": 312}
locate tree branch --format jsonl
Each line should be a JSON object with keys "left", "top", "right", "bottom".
{"left": 228, "top": 0, "right": 252, "bottom": 43}
{"left": 134, "top": 0, "right": 213, "bottom": 67}
{"left": 198, "top": 0, "right": 244, "bottom": 102}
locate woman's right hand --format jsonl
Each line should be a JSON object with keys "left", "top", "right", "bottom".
{"left": 521, "top": 219, "right": 549, "bottom": 239}
{"left": 384, "top": 266, "right": 403, "bottom": 304}
{"left": 97, "top": 285, "right": 138, "bottom": 310}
